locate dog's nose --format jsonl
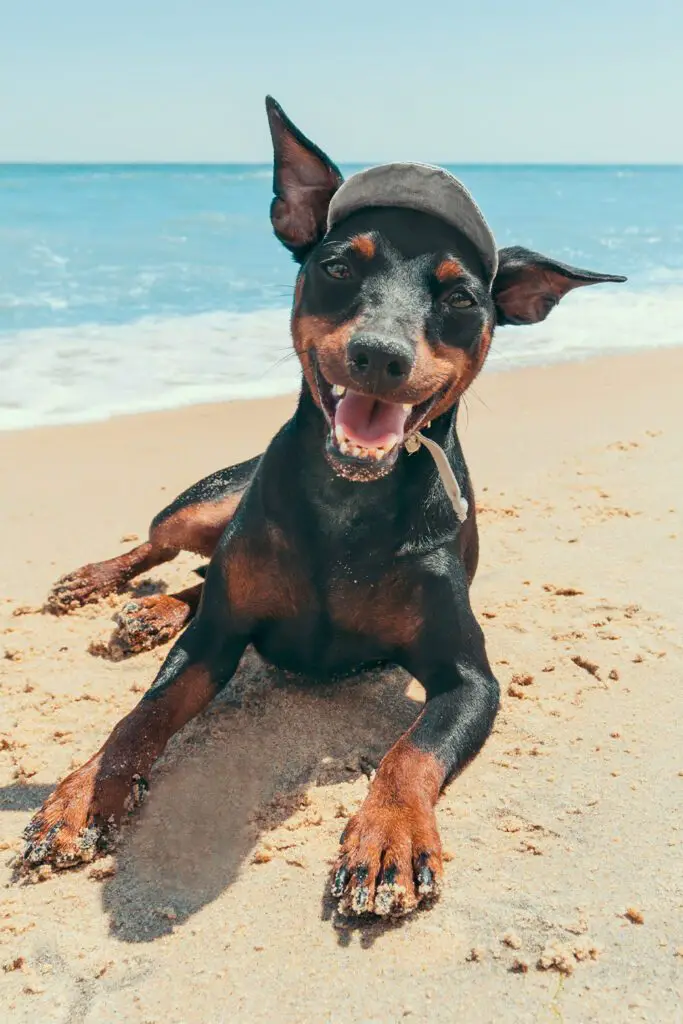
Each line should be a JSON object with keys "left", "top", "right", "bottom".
{"left": 346, "top": 335, "right": 414, "bottom": 392}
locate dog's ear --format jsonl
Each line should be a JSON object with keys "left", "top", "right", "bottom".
{"left": 266, "top": 96, "right": 343, "bottom": 262}
{"left": 492, "top": 246, "right": 627, "bottom": 326}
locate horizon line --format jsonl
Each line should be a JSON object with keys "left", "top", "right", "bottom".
{"left": 1, "top": 160, "right": 682, "bottom": 169}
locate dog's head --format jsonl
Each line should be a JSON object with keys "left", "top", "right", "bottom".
{"left": 267, "top": 97, "right": 626, "bottom": 482}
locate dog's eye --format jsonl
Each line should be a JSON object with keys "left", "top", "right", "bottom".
{"left": 322, "top": 261, "right": 352, "bottom": 280}
{"left": 444, "top": 289, "right": 475, "bottom": 309}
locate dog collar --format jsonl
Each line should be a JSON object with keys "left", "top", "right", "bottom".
{"left": 405, "top": 433, "right": 469, "bottom": 523}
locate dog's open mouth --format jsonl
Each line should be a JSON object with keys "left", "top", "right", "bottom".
{"left": 333, "top": 388, "right": 411, "bottom": 458}
{"left": 314, "top": 361, "right": 439, "bottom": 480}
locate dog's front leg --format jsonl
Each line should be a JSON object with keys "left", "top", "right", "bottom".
{"left": 22, "top": 612, "right": 248, "bottom": 870}
{"left": 332, "top": 566, "right": 499, "bottom": 917}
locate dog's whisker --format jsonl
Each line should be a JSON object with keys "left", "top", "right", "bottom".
{"left": 460, "top": 393, "right": 471, "bottom": 430}
{"left": 465, "top": 385, "right": 490, "bottom": 413}
{"left": 258, "top": 351, "right": 300, "bottom": 378}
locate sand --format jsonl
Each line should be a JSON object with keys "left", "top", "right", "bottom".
{"left": 1, "top": 348, "right": 682, "bottom": 1023}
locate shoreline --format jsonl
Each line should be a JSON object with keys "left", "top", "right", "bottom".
{"left": 2, "top": 339, "right": 682, "bottom": 438}
{"left": 3, "top": 281, "right": 683, "bottom": 432}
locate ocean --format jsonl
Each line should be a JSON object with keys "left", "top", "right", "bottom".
{"left": 1, "top": 163, "right": 682, "bottom": 431}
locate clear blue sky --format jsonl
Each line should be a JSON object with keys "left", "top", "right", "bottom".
{"left": 1, "top": 0, "right": 681, "bottom": 163}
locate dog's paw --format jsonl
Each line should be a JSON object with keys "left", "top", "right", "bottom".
{"left": 45, "top": 564, "right": 118, "bottom": 614}
{"left": 331, "top": 798, "right": 443, "bottom": 918}
{"left": 21, "top": 763, "right": 146, "bottom": 872}
{"left": 22, "top": 770, "right": 107, "bottom": 870}
{"left": 22, "top": 814, "right": 107, "bottom": 871}
{"left": 111, "top": 595, "right": 191, "bottom": 656}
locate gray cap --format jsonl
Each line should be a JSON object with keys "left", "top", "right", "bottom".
{"left": 327, "top": 162, "right": 498, "bottom": 282}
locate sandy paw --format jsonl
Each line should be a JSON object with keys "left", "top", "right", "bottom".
{"left": 20, "top": 767, "right": 147, "bottom": 872}
{"left": 331, "top": 801, "right": 443, "bottom": 918}
{"left": 45, "top": 565, "right": 119, "bottom": 614}
{"left": 22, "top": 816, "right": 106, "bottom": 870}
{"left": 110, "top": 595, "right": 190, "bottom": 657}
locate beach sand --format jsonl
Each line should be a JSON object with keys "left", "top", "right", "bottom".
{"left": 1, "top": 348, "right": 682, "bottom": 1022}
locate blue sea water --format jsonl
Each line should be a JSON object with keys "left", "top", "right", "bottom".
{"left": 1, "top": 163, "right": 682, "bottom": 429}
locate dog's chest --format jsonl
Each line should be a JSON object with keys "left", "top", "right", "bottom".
{"left": 324, "top": 565, "right": 423, "bottom": 648}
{"left": 241, "top": 542, "right": 424, "bottom": 675}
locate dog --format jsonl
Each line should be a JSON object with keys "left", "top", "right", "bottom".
{"left": 25, "top": 97, "right": 626, "bottom": 917}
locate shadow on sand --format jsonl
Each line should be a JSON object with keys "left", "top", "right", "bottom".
{"left": 99, "top": 649, "right": 422, "bottom": 943}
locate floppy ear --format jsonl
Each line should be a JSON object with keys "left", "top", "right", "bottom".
{"left": 265, "top": 96, "right": 343, "bottom": 262}
{"left": 493, "top": 246, "right": 627, "bottom": 326}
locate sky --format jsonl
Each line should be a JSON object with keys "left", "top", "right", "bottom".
{"left": 1, "top": 0, "right": 682, "bottom": 163}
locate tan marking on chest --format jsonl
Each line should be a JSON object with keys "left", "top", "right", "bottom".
{"left": 225, "top": 526, "right": 313, "bottom": 622}
{"left": 328, "top": 572, "right": 423, "bottom": 649}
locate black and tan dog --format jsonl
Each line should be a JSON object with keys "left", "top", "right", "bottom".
{"left": 25, "top": 98, "right": 625, "bottom": 916}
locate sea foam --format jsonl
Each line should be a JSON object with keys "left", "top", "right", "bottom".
{"left": 2, "top": 287, "right": 681, "bottom": 431}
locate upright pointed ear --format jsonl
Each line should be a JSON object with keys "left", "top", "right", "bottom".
{"left": 492, "top": 246, "right": 627, "bottom": 326}
{"left": 265, "top": 96, "right": 343, "bottom": 262}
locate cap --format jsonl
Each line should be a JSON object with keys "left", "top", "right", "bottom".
{"left": 327, "top": 162, "right": 498, "bottom": 281}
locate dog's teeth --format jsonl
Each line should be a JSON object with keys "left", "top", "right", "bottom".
{"left": 339, "top": 439, "right": 350, "bottom": 455}
{"left": 335, "top": 423, "right": 346, "bottom": 444}
{"left": 425, "top": 420, "right": 431, "bottom": 428}
{"left": 332, "top": 385, "right": 346, "bottom": 398}
{"left": 349, "top": 445, "right": 361, "bottom": 457}
{"left": 373, "top": 447, "right": 385, "bottom": 461}
{"left": 403, "top": 404, "right": 412, "bottom": 412}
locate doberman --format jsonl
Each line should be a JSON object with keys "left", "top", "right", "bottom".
{"left": 25, "top": 98, "right": 626, "bottom": 917}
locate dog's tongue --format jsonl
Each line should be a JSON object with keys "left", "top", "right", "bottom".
{"left": 335, "top": 391, "right": 410, "bottom": 449}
